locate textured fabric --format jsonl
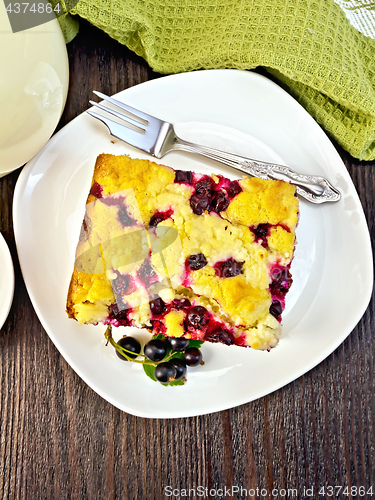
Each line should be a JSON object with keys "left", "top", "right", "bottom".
{"left": 58, "top": 13, "right": 79, "bottom": 42}
{"left": 54, "top": 0, "right": 79, "bottom": 42}
{"left": 61, "top": 0, "right": 375, "bottom": 160}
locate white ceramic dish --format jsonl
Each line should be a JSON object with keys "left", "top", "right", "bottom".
{"left": 13, "top": 70, "right": 373, "bottom": 418}
{"left": 0, "top": 5, "right": 69, "bottom": 177}
{"left": 0, "top": 233, "right": 14, "bottom": 330}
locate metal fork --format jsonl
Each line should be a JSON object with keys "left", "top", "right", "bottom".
{"left": 87, "top": 91, "right": 341, "bottom": 204}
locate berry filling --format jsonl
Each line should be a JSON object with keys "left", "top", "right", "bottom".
{"left": 174, "top": 170, "right": 193, "bottom": 184}
{"left": 146, "top": 293, "right": 245, "bottom": 347}
{"left": 190, "top": 193, "right": 211, "bottom": 215}
{"left": 210, "top": 191, "right": 229, "bottom": 212}
{"left": 100, "top": 195, "right": 137, "bottom": 227}
{"left": 268, "top": 265, "right": 293, "bottom": 321}
{"left": 149, "top": 296, "right": 166, "bottom": 315}
{"left": 185, "top": 305, "right": 209, "bottom": 330}
{"left": 190, "top": 176, "right": 214, "bottom": 215}
{"left": 189, "top": 175, "right": 240, "bottom": 215}
{"left": 183, "top": 304, "right": 240, "bottom": 346}
{"left": 172, "top": 298, "right": 191, "bottom": 310}
{"left": 112, "top": 272, "right": 136, "bottom": 302}
{"left": 150, "top": 319, "right": 167, "bottom": 335}
{"left": 195, "top": 177, "right": 214, "bottom": 195}
{"left": 106, "top": 303, "right": 132, "bottom": 326}
{"left": 251, "top": 223, "right": 292, "bottom": 248}
{"left": 251, "top": 223, "right": 270, "bottom": 247}
{"left": 225, "top": 181, "right": 242, "bottom": 199}
{"left": 100, "top": 196, "right": 122, "bottom": 207}
{"left": 149, "top": 209, "right": 173, "bottom": 227}
{"left": 205, "top": 327, "right": 235, "bottom": 345}
{"left": 90, "top": 182, "right": 103, "bottom": 198}
{"left": 270, "top": 266, "right": 293, "bottom": 297}
{"left": 137, "top": 259, "right": 158, "bottom": 288}
{"left": 214, "top": 258, "right": 243, "bottom": 278}
{"left": 269, "top": 300, "right": 283, "bottom": 319}
{"left": 117, "top": 205, "right": 135, "bottom": 227}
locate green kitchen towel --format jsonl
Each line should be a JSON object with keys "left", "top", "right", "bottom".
{"left": 59, "top": 0, "right": 375, "bottom": 161}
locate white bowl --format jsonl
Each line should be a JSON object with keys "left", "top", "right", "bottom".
{"left": 0, "top": 233, "right": 14, "bottom": 329}
{"left": 0, "top": 6, "right": 69, "bottom": 177}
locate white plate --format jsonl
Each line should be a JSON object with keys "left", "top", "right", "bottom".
{"left": 13, "top": 70, "right": 373, "bottom": 418}
{"left": 0, "top": 5, "right": 69, "bottom": 177}
{"left": 0, "top": 233, "right": 14, "bottom": 329}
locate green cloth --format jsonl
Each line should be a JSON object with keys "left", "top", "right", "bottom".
{"left": 60, "top": 0, "right": 375, "bottom": 161}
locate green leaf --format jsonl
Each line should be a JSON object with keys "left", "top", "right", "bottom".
{"left": 162, "top": 379, "right": 185, "bottom": 387}
{"left": 151, "top": 333, "right": 166, "bottom": 340}
{"left": 188, "top": 340, "right": 205, "bottom": 348}
{"left": 169, "top": 351, "right": 183, "bottom": 360}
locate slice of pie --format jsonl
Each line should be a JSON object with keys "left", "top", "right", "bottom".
{"left": 67, "top": 154, "right": 299, "bottom": 350}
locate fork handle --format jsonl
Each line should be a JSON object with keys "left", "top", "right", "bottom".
{"left": 172, "top": 138, "right": 340, "bottom": 204}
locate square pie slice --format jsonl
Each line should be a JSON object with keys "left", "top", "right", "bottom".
{"left": 67, "top": 154, "right": 299, "bottom": 350}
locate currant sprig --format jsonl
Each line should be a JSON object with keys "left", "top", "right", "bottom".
{"left": 104, "top": 325, "right": 204, "bottom": 385}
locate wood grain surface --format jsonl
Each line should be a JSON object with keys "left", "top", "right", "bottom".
{"left": 0, "top": 20, "right": 374, "bottom": 500}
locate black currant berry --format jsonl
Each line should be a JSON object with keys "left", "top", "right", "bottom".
{"left": 210, "top": 191, "right": 229, "bottom": 212}
{"left": 149, "top": 296, "right": 166, "bottom": 315}
{"left": 112, "top": 273, "right": 133, "bottom": 298}
{"left": 137, "top": 260, "right": 157, "bottom": 287}
{"left": 186, "top": 306, "right": 209, "bottom": 329}
{"left": 205, "top": 328, "right": 234, "bottom": 345}
{"left": 269, "top": 300, "right": 283, "bottom": 318}
{"left": 270, "top": 269, "right": 293, "bottom": 296}
{"left": 108, "top": 303, "right": 131, "bottom": 325}
{"left": 226, "top": 181, "right": 242, "bottom": 198}
{"left": 166, "top": 337, "right": 190, "bottom": 352}
{"left": 117, "top": 206, "right": 134, "bottom": 227}
{"left": 90, "top": 182, "right": 103, "bottom": 198}
{"left": 149, "top": 214, "right": 165, "bottom": 227}
{"left": 183, "top": 347, "right": 203, "bottom": 367}
{"left": 252, "top": 223, "right": 270, "bottom": 241}
{"left": 154, "top": 362, "right": 177, "bottom": 383}
{"left": 116, "top": 336, "right": 141, "bottom": 361}
{"left": 174, "top": 170, "right": 193, "bottom": 183}
{"left": 190, "top": 193, "right": 211, "bottom": 215}
{"left": 172, "top": 298, "right": 191, "bottom": 310}
{"left": 144, "top": 339, "right": 167, "bottom": 361}
{"left": 215, "top": 258, "right": 243, "bottom": 278}
{"left": 195, "top": 177, "right": 213, "bottom": 194}
{"left": 169, "top": 359, "right": 187, "bottom": 380}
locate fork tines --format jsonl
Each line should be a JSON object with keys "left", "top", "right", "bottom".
{"left": 89, "top": 90, "right": 150, "bottom": 129}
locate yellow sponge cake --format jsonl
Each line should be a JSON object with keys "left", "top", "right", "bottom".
{"left": 67, "top": 154, "right": 299, "bottom": 351}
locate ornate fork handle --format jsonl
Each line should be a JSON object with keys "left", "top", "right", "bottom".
{"left": 172, "top": 137, "right": 341, "bottom": 204}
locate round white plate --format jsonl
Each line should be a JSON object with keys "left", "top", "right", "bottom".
{"left": 13, "top": 70, "right": 373, "bottom": 418}
{"left": 0, "top": 5, "right": 69, "bottom": 177}
{"left": 0, "top": 233, "right": 14, "bottom": 330}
